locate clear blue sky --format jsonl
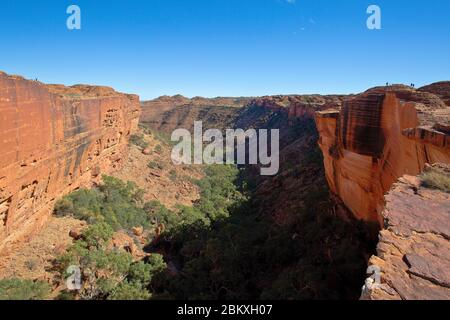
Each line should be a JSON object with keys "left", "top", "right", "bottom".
{"left": 0, "top": 0, "right": 449, "bottom": 100}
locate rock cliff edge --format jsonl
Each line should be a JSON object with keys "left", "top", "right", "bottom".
{"left": 0, "top": 72, "right": 140, "bottom": 255}
{"left": 315, "top": 83, "right": 449, "bottom": 223}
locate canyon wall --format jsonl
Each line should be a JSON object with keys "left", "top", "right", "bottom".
{"left": 140, "top": 94, "right": 347, "bottom": 135}
{"left": 0, "top": 72, "right": 140, "bottom": 255}
{"left": 140, "top": 95, "right": 252, "bottom": 133}
{"left": 315, "top": 84, "right": 450, "bottom": 222}
{"left": 250, "top": 94, "right": 346, "bottom": 119}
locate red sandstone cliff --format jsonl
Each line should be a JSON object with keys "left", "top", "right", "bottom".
{"left": 0, "top": 72, "right": 140, "bottom": 255}
{"left": 315, "top": 83, "right": 450, "bottom": 223}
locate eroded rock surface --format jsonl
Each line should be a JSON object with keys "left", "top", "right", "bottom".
{"left": 0, "top": 71, "right": 140, "bottom": 255}
{"left": 315, "top": 84, "right": 450, "bottom": 222}
{"left": 361, "top": 166, "right": 450, "bottom": 300}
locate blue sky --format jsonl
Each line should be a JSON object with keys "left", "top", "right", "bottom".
{"left": 0, "top": 0, "right": 449, "bottom": 100}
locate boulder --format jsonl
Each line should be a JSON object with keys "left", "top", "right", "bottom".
{"left": 142, "top": 148, "right": 151, "bottom": 155}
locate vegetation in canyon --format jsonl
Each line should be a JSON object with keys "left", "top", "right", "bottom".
{"left": 55, "top": 176, "right": 149, "bottom": 230}
{"left": 148, "top": 117, "right": 377, "bottom": 300}
{"left": 55, "top": 222, "right": 166, "bottom": 300}
{"left": 0, "top": 103, "right": 378, "bottom": 300}
{"left": 48, "top": 164, "right": 245, "bottom": 300}
{"left": 0, "top": 278, "right": 51, "bottom": 300}
{"left": 129, "top": 133, "right": 149, "bottom": 149}
{"left": 42, "top": 115, "right": 376, "bottom": 300}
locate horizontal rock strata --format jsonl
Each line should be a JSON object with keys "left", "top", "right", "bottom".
{"left": 315, "top": 83, "right": 450, "bottom": 222}
{"left": 0, "top": 72, "right": 140, "bottom": 255}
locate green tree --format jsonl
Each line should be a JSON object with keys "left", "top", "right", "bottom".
{"left": 0, "top": 279, "right": 51, "bottom": 300}
{"left": 128, "top": 254, "right": 167, "bottom": 285}
{"left": 55, "top": 176, "right": 150, "bottom": 230}
{"left": 108, "top": 281, "right": 151, "bottom": 300}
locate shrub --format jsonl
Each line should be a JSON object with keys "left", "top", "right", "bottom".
{"left": 177, "top": 205, "right": 210, "bottom": 227}
{"left": 169, "top": 169, "right": 177, "bottom": 182}
{"left": 82, "top": 222, "right": 114, "bottom": 249}
{"left": 56, "top": 290, "right": 75, "bottom": 300}
{"left": 25, "top": 259, "right": 38, "bottom": 271}
{"left": 107, "top": 281, "right": 151, "bottom": 300}
{"left": 54, "top": 188, "right": 103, "bottom": 223}
{"left": 154, "top": 144, "right": 163, "bottom": 154}
{"left": 421, "top": 167, "right": 450, "bottom": 192}
{"left": 55, "top": 176, "right": 149, "bottom": 230}
{"left": 128, "top": 255, "right": 167, "bottom": 285}
{"left": 0, "top": 279, "right": 51, "bottom": 300}
{"left": 129, "top": 134, "right": 149, "bottom": 149}
{"left": 100, "top": 175, "right": 145, "bottom": 206}
{"left": 148, "top": 161, "right": 162, "bottom": 170}
{"left": 144, "top": 201, "right": 180, "bottom": 230}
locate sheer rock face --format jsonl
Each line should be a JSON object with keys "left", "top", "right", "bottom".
{"left": 315, "top": 84, "right": 450, "bottom": 222}
{"left": 361, "top": 166, "right": 450, "bottom": 300}
{"left": 0, "top": 72, "right": 140, "bottom": 255}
